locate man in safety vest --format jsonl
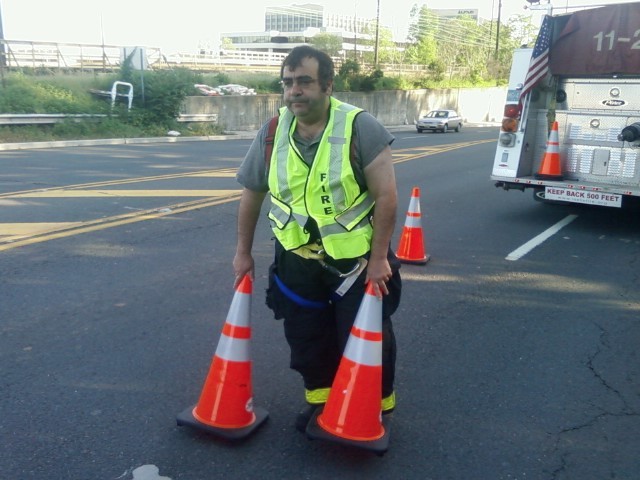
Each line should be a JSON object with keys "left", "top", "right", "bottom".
{"left": 233, "top": 45, "right": 401, "bottom": 432}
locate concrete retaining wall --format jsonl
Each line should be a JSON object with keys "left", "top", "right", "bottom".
{"left": 181, "top": 87, "right": 507, "bottom": 131}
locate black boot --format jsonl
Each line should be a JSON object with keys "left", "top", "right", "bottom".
{"left": 295, "top": 404, "right": 321, "bottom": 433}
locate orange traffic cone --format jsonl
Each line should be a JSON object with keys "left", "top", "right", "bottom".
{"left": 395, "top": 187, "right": 430, "bottom": 265}
{"left": 306, "top": 282, "right": 390, "bottom": 454}
{"left": 176, "top": 275, "right": 268, "bottom": 440}
{"left": 535, "top": 121, "right": 563, "bottom": 180}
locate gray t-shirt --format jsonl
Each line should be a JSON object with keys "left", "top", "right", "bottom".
{"left": 236, "top": 109, "right": 395, "bottom": 192}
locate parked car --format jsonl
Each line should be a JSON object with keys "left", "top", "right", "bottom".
{"left": 416, "top": 109, "right": 463, "bottom": 133}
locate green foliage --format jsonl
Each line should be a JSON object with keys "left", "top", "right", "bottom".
{"left": 49, "top": 117, "right": 140, "bottom": 139}
{"left": 0, "top": 67, "right": 224, "bottom": 142}
{"left": 339, "top": 60, "right": 360, "bottom": 77}
{"left": 428, "top": 60, "right": 446, "bottom": 82}
{"left": 184, "top": 122, "right": 225, "bottom": 136}
{"left": 242, "top": 77, "right": 281, "bottom": 94}
{"left": 143, "top": 70, "right": 196, "bottom": 124}
{"left": 0, "top": 72, "right": 107, "bottom": 114}
{"left": 357, "top": 25, "right": 399, "bottom": 66}
{"left": 269, "top": 78, "right": 283, "bottom": 93}
{"left": 215, "top": 72, "right": 232, "bottom": 85}
{"left": 310, "top": 33, "right": 343, "bottom": 57}
{"left": 220, "top": 38, "right": 235, "bottom": 50}
{"left": 0, "top": 117, "right": 151, "bottom": 142}
{"left": 332, "top": 75, "right": 349, "bottom": 92}
{"left": 405, "top": 6, "right": 537, "bottom": 84}
{"left": 360, "top": 69, "right": 384, "bottom": 91}
{"left": 376, "top": 75, "right": 402, "bottom": 90}
{"left": 0, "top": 81, "right": 42, "bottom": 113}
{"left": 119, "top": 53, "right": 198, "bottom": 128}
{"left": 200, "top": 72, "right": 231, "bottom": 85}
{"left": 334, "top": 65, "right": 400, "bottom": 92}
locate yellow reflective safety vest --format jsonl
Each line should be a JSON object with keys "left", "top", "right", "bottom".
{"left": 267, "top": 98, "right": 374, "bottom": 260}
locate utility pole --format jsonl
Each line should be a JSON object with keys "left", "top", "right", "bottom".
{"left": 494, "top": 0, "right": 502, "bottom": 57}
{"left": 374, "top": 0, "right": 380, "bottom": 67}
{"left": 0, "top": 0, "right": 6, "bottom": 86}
{"left": 353, "top": 1, "right": 357, "bottom": 59}
{"left": 100, "top": 14, "right": 107, "bottom": 72}
{"left": 489, "top": 0, "right": 495, "bottom": 46}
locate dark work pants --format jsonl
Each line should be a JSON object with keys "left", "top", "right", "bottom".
{"left": 266, "top": 240, "right": 401, "bottom": 400}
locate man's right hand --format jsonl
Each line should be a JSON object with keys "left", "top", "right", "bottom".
{"left": 233, "top": 188, "right": 266, "bottom": 288}
{"left": 233, "top": 252, "right": 254, "bottom": 288}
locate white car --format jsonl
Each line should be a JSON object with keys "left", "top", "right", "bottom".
{"left": 416, "top": 109, "right": 463, "bottom": 133}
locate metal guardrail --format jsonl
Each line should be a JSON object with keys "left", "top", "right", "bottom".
{"left": 0, "top": 114, "right": 108, "bottom": 125}
{"left": 0, "top": 40, "right": 145, "bottom": 72}
{"left": 0, "top": 39, "right": 284, "bottom": 73}
{"left": 0, "top": 113, "right": 218, "bottom": 125}
{"left": 176, "top": 114, "right": 219, "bottom": 123}
{"left": 0, "top": 39, "right": 165, "bottom": 72}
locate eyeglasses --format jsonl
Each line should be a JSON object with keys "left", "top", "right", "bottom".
{"left": 280, "top": 76, "right": 317, "bottom": 89}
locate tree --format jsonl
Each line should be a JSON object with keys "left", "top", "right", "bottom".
{"left": 220, "top": 38, "right": 236, "bottom": 52}
{"left": 339, "top": 59, "right": 360, "bottom": 77}
{"left": 405, "top": 37, "right": 437, "bottom": 67}
{"left": 309, "top": 33, "right": 343, "bottom": 58}
{"left": 408, "top": 5, "right": 439, "bottom": 44}
{"left": 405, "top": 6, "right": 439, "bottom": 68}
{"left": 506, "top": 15, "right": 539, "bottom": 48}
{"left": 359, "top": 25, "right": 399, "bottom": 66}
{"left": 404, "top": 5, "right": 539, "bottom": 84}
{"left": 442, "top": 14, "right": 492, "bottom": 80}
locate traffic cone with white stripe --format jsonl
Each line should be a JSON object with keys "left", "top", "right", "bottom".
{"left": 395, "top": 186, "right": 430, "bottom": 265}
{"left": 535, "top": 121, "right": 563, "bottom": 180}
{"left": 177, "top": 275, "right": 268, "bottom": 440}
{"left": 306, "top": 281, "right": 390, "bottom": 454}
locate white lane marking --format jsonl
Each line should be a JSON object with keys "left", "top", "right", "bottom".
{"left": 131, "top": 464, "right": 172, "bottom": 480}
{"left": 506, "top": 214, "right": 578, "bottom": 261}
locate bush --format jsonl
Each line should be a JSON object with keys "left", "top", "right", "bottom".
{"left": 119, "top": 55, "right": 198, "bottom": 128}
{"left": 0, "top": 64, "right": 223, "bottom": 142}
{"left": 0, "top": 73, "right": 106, "bottom": 114}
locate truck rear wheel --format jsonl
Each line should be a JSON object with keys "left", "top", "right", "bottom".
{"left": 533, "top": 188, "right": 567, "bottom": 205}
{"left": 533, "top": 189, "right": 546, "bottom": 202}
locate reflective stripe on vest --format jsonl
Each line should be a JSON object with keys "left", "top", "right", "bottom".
{"left": 267, "top": 98, "right": 374, "bottom": 259}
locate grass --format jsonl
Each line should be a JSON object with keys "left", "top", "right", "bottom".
{"left": 0, "top": 70, "right": 227, "bottom": 143}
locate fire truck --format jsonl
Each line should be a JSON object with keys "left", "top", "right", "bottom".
{"left": 491, "top": 2, "right": 640, "bottom": 209}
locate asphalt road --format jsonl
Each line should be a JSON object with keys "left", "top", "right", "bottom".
{"left": 1, "top": 127, "right": 639, "bottom": 480}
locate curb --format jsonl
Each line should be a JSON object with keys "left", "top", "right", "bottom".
{"left": 0, "top": 124, "right": 499, "bottom": 151}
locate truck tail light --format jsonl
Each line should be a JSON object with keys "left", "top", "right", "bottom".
{"left": 501, "top": 103, "right": 520, "bottom": 133}
{"left": 497, "top": 103, "right": 520, "bottom": 146}
{"left": 504, "top": 104, "right": 520, "bottom": 118}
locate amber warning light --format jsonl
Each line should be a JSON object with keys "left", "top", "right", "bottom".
{"left": 501, "top": 104, "right": 520, "bottom": 133}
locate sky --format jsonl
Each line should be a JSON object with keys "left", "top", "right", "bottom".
{"left": 1, "top": 0, "right": 636, "bottom": 53}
